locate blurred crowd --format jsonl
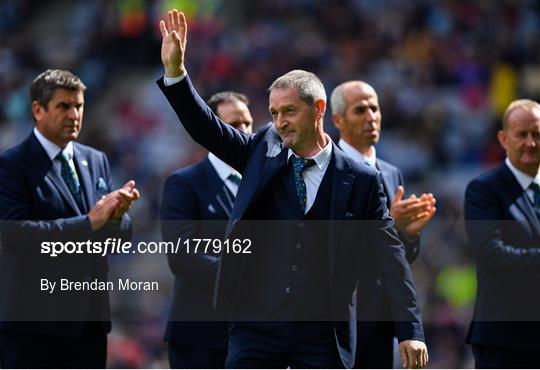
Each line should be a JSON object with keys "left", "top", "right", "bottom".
{"left": 1, "top": 0, "right": 539, "bottom": 367}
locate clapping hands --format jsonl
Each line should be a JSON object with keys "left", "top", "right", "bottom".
{"left": 390, "top": 186, "right": 436, "bottom": 238}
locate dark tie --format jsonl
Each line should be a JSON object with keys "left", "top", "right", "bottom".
{"left": 530, "top": 181, "right": 540, "bottom": 218}
{"left": 57, "top": 150, "right": 83, "bottom": 208}
{"left": 291, "top": 156, "right": 316, "bottom": 213}
{"left": 228, "top": 173, "right": 242, "bottom": 185}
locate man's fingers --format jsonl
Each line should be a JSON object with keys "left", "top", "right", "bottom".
{"left": 121, "top": 180, "right": 135, "bottom": 190}
{"left": 167, "top": 10, "right": 173, "bottom": 33}
{"left": 131, "top": 188, "right": 141, "bottom": 200}
{"left": 178, "top": 11, "right": 187, "bottom": 42}
{"left": 159, "top": 20, "right": 168, "bottom": 38}
{"left": 415, "top": 347, "right": 427, "bottom": 368}
{"left": 104, "top": 194, "right": 120, "bottom": 210}
{"left": 172, "top": 9, "right": 180, "bottom": 31}
{"left": 395, "top": 202, "right": 432, "bottom": 217}
{"left": 171, "top": 30, "right": 181, "bottom": 45}
{"left": 411, "top": 211, "right": 430, "bottom": 221}
{"left": 124, "top": 180, "right": 136, "bottom": 190}
{"left": 395, "top": 197, "right": 424, "bottom": 208}
{"left": 120, "top": 188, "right": 140, "bottom": 202}
{"left": 392, "top": 186, "right": 405, "bottom": 206}
{"left": 400, "top": 345, "right": 409, "bottom": 369}
{"left": 406, "top": 346, "right": 418, "bottom": 369}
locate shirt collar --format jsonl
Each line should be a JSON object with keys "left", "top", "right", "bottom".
{"left": 287, "top": 134, "right": 333, "bottom": 171}
{"left": 208, "top": 152, "right": 241, "bottom": 182}
{"left": 338, "top": 138, "right": 377, "bottom": 167}
{"left": 33, "top": 127, "right": 74, "bottom": 161}
{"left": 505, "top": 157, "right": 540, "bottom": 190}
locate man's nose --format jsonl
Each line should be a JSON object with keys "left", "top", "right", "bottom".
{"left": 238, "top": 123, "right": 248, "bottom": 133}
{"left": 274, "top": 114, "right": 286, "bottom": 128}
{"left": 67, "top": 107, "right": 79, "bottom": 121}
{"left": 525, "top": 134, "right": 538, "bottom": 147}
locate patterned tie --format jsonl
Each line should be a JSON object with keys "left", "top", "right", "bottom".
{"left": 530, "top": 181, "right": 540, "bottom": 218}
{"left": 291, "top": 156, "right": 316, "bottom": 213}
{"left": 228, "top": 172, "right": 242, "bottom": 185}
{"left": 57, "top": 150, "right": 83, "bottom": 208}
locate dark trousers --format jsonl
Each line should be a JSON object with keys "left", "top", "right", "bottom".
{"left": 0, "top": 326, "right": 107, "bottom": 368}
{"left": 168, "top": 342, "right": 227, "bottom": 368}
{"left": 472, "top": 344, "right": 540, "bottom": 368}
{"left": 355, "top": 321, "right": 394, "bottom": 368}
{"left": 226, "top": 321, "right": 343, "bottom": 369}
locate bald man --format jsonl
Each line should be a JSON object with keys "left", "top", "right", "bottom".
{"left": 464, "top": 99, "right": 540, "bottom": 368}
{"left": 331, "top": 81, "right": 436, "bottom": 368}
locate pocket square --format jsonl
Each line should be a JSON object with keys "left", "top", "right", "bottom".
{"left": 266, "top": 143, "right": 282, "bottom": 158}
{"left": 345, "top": 211, "right": 355, "bottom": 219}
{"left": 96, "top": 177, "right": 107, "bottom": 193}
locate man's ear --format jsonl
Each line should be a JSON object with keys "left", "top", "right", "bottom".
{"left": 31, "top": 101, "right": 45, "bottom": 122}
{"left": 332, "top": 113, "right": 342, "bottom": 129}
{"left": 497, "top": 129, "right": 507, "bottom": 151}
{"left": 315, "top": 99, "right": 326, "bottom": 120}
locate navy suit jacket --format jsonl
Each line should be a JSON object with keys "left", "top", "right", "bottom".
{"left": 377, "top": 158, "right": 420, "bottom": 263}
{"left": 0, "top": 132, "right": 131, "bottom": 337}
{"left": 353, "top": 158, "right": 421, "bottom": 346}
{"left": 464, "top": 163, "right": 540, "bottom": 350}
{"left": 160, "top": 158, "right": 231, "bottom": 348}
{"left": 157, "top": 75, "right": 424, "bottom": 368}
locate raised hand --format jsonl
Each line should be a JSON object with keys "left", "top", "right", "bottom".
{"left": 159, "top": 9, "right": 187, "bottom": 77}
{"left": 390, "top": 186, "right": 437, "bottom": 238}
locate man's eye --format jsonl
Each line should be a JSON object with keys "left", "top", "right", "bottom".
{"left": 355, "top": 107, "right": 367, "bottom": 114}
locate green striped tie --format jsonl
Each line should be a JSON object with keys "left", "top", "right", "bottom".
{"left": 291, "top": 156, "right": 316, "bottom": 213}
{"left": 57, "top": 151, "right": 83, "bottom": 208}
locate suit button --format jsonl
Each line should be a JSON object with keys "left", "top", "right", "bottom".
{"left": 292, "top": 265, "right": 297, "bottom": 271}
{"left": 298, "top": 222, "right": 304, "bottom": 228}
{"left": 285, "top": 286, "right": 292, "bottom": 294}
{"left": 296, "top": 243, "right": 302, "bottom": 250}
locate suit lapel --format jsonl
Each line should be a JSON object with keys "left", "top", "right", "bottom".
{"left": 226, "top": 148, "right": 288, "bottom": 236}
{"left": 376, "top": 160, "right": 395, "bottom": 206}
{"left": 28, "top": 134, "right": 82, "bottom": 214}
{"left": 501, "top": 164, "right": 540, "bottom": 238}
{"left": 73, "top": 144, "right": 92, "bottom": 213}
{"left": 203, "top": 159, "right": 234, "bottom": 218}
{"left": 329, "top": 146, "right": 355, "bottom": 277}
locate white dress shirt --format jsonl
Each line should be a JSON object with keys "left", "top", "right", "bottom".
{"left": 164, "top": 73, "right": 186, "bottom": 86}
{"left": 287, "top": 138, "right": 333, "bottom": 213}
{"left": 338, "top": 138, "right": 376, "bottom": 167}
{"left": 33, "top": 127, "right": 77, "bottom": 175}
{"left": 208, "top": 153, "right": 242, "bottom": 196}
{"left": 505, "top": 157, "right": 540, "bottom": 203}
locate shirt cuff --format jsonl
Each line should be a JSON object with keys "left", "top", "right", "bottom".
{"left": 163, "top": 71, "right": 187, "bottom": 86}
